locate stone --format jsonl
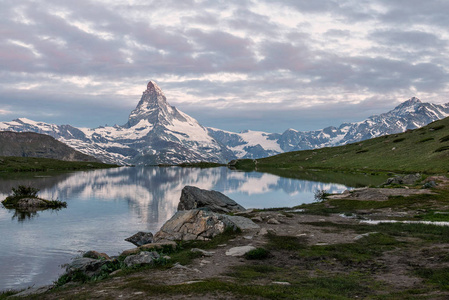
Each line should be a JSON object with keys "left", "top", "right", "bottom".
{"left": 267, "top": 218, "right": 280, "bottom": 225}
{"left": 153, "top": 209, "right": 259, "bottom": 242}
{"left": 178, "top": 186, "right": 245, "bottom": 214}
{"left": 354, "top": 232, "right": 379, "bottom": 240}
{"left": 225, "top": 215, "right": 260, "bottom": 230}
{"left": 225, "top": 245, "right": 256, "bottom": 257}
{"left": 272, "top": 281, "right": 291, "bottom": 285}
{"left": 17, "top": 198, "right": 47, "bottom": 208}
{"left": 66, "top": 257, "right": 110, "bottom": 278}
{"left": 83, "top": 250, "right": 110, "bottom": 260}
{"left": 125, "top": 231, "right": 153, "bottom": 246}
{"left": 384, "top": 173, "right": 421, "bottom": 186}
{"left": 153, "top": 209, "right": 228, "bottom": 242}
{"left": 191, "top": 248, "right": 215, "bottom": 257}
{"left": 123, "top": 251, "right": 160, "bottom": 267}
{"left": 258, "top": 228, "right": 269, "bottom": 236}
{"left": 251, "top": 216, "right": 263, "bottom": 222}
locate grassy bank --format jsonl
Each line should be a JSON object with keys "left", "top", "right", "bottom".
{"left": 235, "top": 117, "right": 449, "bottom": 174}
{"left": 0, "top": 156, "right": 118, "bottom": 173}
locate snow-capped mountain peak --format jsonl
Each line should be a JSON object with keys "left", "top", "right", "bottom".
{"left": 1, "top": 88, "right": 448, "bottom": 165}
{"left": 126, "top": 80, "right": 188, "bottom": 128}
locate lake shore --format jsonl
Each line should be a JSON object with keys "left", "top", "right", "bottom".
{"left": 6, "top": 175, "right": 449, "bottom": 299}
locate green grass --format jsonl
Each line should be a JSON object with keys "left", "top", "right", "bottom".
{"left": 297, "top": 189, "right": 449, "bottom": 216}
{"left": 235, "top": 117, "right": 449, "bottom": 173}
{"left": 122, "top": 274, "right": 374, "bottom": 299}
{"left": 266, "top": 233, "right": 308, "bottom": 251}
{"left": 415, "top": 267, "right": 449, "bottom": 290}
{"left": 298, "top": 233, "right": 401, "bottom": 264}
{"left": 0, "top": 156, "right": 118, "bottom": 173}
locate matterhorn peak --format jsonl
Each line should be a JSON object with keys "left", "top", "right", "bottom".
{"left": 144, "top": 80, "right": 165, "bottom": 97}
{"left": 125, "top": 80, "right": 188, "bottom": 128}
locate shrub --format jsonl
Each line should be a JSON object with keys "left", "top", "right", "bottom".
{"left": 435, "top": 146, "right": 449, "bottom": 153}
{"left": 418, "top": 137, "right": 434, "bottom": 143}
{"left": 393, "top": 138, "right": 406, "bottom": 143}
{"left": 244, "top": 248, "right": 271, "bottom": 260}
{"left": 11, "top": 185, "right": 39, "bottom": 198}
{"left": 314, "top": 189, "right": 329, "bottom": 202}
{"left": 440, "top": 135, "right": 449, "bottom": 143}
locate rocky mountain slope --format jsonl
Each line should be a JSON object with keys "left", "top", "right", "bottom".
{"left": 0, "top": 82, "right": 233, "bottom": 165}
{"left": 0, "top": 80, "right": 448, "bottom": 164}
{"left": 0, "top": 131, "right": 99, "bottom": 162}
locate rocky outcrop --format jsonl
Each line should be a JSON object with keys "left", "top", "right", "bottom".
{"left": 178, "top": 186, "right": 245, "bottom": 213}
{"left": 384, "top": 173, "right": 421, "bottom": 185}
{"left": 125, "top": 231, "right": 153, "bottom": 246}
{"left": 154, "top": 208, "right": 259, "bottom": 242}
{"left": 0, "top": 131, "right": 99, "bottom": 162}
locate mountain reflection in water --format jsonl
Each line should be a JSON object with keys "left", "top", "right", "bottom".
{"left": 0, "top": 166, "right": 355, "bottom": 291}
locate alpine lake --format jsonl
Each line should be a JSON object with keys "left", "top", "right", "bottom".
{"left": 0, "top": 166, "right": 388, "bottom": 291}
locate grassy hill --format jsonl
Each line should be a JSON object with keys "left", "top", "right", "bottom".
{"left": 235, "top": 117, "right": 449, "bottom": 174}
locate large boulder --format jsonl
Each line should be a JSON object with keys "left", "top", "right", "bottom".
{"left": 154, "top": 209, "right": 259, "bottom": 242}
{"left": 178, "top": 186, "right": 245, "bottom": 213}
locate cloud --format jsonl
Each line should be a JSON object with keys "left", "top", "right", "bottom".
{"left": 0, "top": 0, "right": 448, "bottom": 133}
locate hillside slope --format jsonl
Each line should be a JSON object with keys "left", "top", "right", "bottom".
{"left": 240, "top": 117, "right": 449, "bottom": 173}
{"left": 0, "top": 131, "right": 99, "bottom": 162}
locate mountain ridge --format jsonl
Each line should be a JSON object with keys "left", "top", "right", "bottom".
{"left": 0, "top": 81, "right": 448, "bottom": 165}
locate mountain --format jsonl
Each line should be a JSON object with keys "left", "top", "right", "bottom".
{"left": 0, "top": 131, "right": 99, "bottom": 162}
{"left": 208, "top": 97, "right": 449, "bottom": 158}
{"left": 0, "top": 81, "right": 233, "bottom": 165}
{"left": 236, "top": 115, "right": 449, "bottom": 174}
{"left": 0, "top": 80, "right": 448, "bottom": 165}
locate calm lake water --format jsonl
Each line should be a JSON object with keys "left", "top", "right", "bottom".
{"left": 0, "top": 166, "right": 368, "bottom": 291}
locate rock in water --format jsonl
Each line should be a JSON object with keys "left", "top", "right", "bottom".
{"left": 178, "top": 186, "right": 245, "bottom": 213}
{"left": 125, "top": 231, "right": 154, "bottom": 246}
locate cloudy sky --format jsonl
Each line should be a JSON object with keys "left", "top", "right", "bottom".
{"left": 1, "top": 0, "right": 449, "bottom": 133}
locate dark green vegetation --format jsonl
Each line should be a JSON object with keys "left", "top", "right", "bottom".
{"left": 1, "top": 185, "right": 67, "bottom": 209}
{"left": 235, "top": 117, "right": 449, "bottom": 173}
{"left": 0, "top": 156, "right": 117, "bottom": 173}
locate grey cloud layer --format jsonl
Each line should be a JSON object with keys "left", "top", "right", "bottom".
{"left": 0, "top": 0, "right": 448, "bottom": 132}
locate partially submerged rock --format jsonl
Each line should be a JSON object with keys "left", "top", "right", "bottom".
{"left": 66, "top": 257, "right": 111, "bottom": 278}
{"left": 125, "top": 231, "right": 153, "bottom": 246}
{"left": 178, "top": 186, "right": 245, "bottom": 213}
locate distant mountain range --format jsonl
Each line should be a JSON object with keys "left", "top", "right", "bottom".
{"left": 0, "top": 81, "right": 448, "bottom": 165}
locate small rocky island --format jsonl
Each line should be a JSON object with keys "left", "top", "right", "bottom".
{"left": 1, "top": 185, "right": 67, "bottom": 211}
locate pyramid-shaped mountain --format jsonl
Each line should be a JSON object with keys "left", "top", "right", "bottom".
{"left": 0, "top": 81, "right": 448, "bottom": 164}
